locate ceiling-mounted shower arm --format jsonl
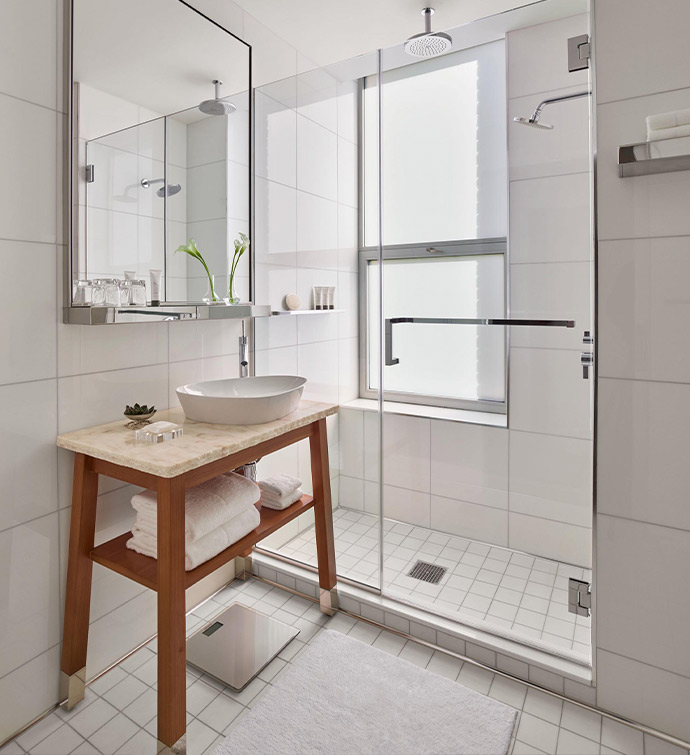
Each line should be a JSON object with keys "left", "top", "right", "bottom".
{"left": 384, "top": 317, "right": 575, "bottom": 367}
{"left": 422, "top": 7, "right": 433, "bottom": 33}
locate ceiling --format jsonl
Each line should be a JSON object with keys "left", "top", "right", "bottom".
{"left": 230, "top": 0, "right": 554, "bottom": 68}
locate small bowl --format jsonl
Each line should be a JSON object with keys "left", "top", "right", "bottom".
{"left": 124, "top": 411, "right": 156, "bottom": 428}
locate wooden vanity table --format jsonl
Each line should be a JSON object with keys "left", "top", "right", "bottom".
{"left": 57, "top": 401, "right": 338, "bottom": 751}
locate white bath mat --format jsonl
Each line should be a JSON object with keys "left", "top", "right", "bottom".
{"left": 213, "top": 629, "right": 517, "bottom": 755}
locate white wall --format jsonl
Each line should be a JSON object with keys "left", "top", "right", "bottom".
{"left": 252, "top": 59, "right": 361, "bottom": 549}
{"left": 340, "top": 14, "right": 593, "bottom": 569}
{"left": 0, "top": 0, "right": 300, "bottom": 741}
{"left": 593, "top": 0, "right": 690, "bottom": 742}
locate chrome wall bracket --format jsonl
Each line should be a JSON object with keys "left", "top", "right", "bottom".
{"left": 568, "top": 578, "right": 592, "bottom": 617}
{"left": 568, "top": 34, "right": 591, "bottom": 72}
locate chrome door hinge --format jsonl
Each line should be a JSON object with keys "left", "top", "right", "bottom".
{"left": 568, "top": 578, "right": 592, "bottom": 617}
{"left": 568, "top": 34, "right": 591, "bottom": 72}
{"left": 85, "top": 164, "right": 95, "bottom": 183}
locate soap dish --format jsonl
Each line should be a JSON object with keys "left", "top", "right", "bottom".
{"left": 135, "top": 421, "right": 183, "bottom": 445}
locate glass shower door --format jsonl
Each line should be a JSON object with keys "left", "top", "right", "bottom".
{"left": 375, "top": 0, "right": 594, "bottom": 665}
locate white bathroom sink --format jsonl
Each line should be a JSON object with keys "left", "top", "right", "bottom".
{"left": 176, "top": 375, "right": 307, "bottom": 425}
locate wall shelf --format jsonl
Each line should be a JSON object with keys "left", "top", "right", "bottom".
{"left": 271, "top": 309, "right": 344, "bottom": 316}
{"left": 619, "top": 135, "right": 690, "bottom": 177}
{"left": 65, "top": 302, "right": 271, "bottom": 325}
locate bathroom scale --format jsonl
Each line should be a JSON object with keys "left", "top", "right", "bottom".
{"left": 186, "top": 602, "right": 300, "bottom": 691}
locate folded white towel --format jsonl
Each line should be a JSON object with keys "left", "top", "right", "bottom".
{"left": 258, "top": 474, "right": 302, "bottom": 498}
{"left": 126, "top": 505, "right": 260, "bottom": 570}
{"left": 648, "top": 123, "right": 690, "bottom": 142}
{"left": 131, "top": 472, "right": 260, "bottom": 544}
{"left": 261, "top": 487, "right": 304, "bottom": 510}
{"left": 646, "top": 108, "right": 690, "bottom": 136}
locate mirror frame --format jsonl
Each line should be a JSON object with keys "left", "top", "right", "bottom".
{"left": 64, "top": 0, "right": 259, "bottom": 324}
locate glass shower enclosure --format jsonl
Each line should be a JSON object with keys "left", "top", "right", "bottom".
{"left": 254, "top": 0, "right": 594, "bottom": 670}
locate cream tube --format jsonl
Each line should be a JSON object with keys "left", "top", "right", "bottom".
{"left": 149, "top": 269, "right": 162, "bottom": 306}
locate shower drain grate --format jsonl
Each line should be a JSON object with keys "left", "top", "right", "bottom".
{"left": 408, "top": 560, "right": 447, "bottom": 585}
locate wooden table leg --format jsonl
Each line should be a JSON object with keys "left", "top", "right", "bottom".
{"left": 60, "top": 453, "right": 99, "bottom": 709}
{"left": 157, "top": 477, "right": 187, "bottom": 751}
{"left": 309, "top": 418, "right": 338, "bottom": 615}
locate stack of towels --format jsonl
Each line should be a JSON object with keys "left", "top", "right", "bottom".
{"left": 646, "top": 108, "right": 690, "bottom": 141}
{"left": 258, "top": 474, "right": 304, "bottom": 510}
{"left": 126, "top": 472, "right": 260, "bottom": 570}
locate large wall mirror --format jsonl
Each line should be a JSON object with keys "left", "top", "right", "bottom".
{"left": 67, "top": 0, "right": 259, "bottom": 323}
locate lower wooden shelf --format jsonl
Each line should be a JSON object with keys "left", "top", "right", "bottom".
{"left": 90, "top": 495, "right": 315, "bottom": 591}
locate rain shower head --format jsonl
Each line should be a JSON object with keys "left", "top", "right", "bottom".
{"left": 513, "top": 89, "right": 591, "bottom": 131}
{"left": 404, "top": 8, "right": 452, "bottom": 58}
{"left": 140, "top": 178, "right": 182, "bottom": 197}
{"left": 198, "top": 79, "right": 236, "bottom": 116}
{"left": 513, "top": 116, "right": 554, "bottom": 130}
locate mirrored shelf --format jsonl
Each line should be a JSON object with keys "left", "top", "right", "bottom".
{"left": 619, "top": 134, "right": 690, "bottom": 177}
{"left": 65, "top": 303, "right": 271, "bottom": 325}
{"left": 271, "top": 309, "right": 344, "bottom": 316}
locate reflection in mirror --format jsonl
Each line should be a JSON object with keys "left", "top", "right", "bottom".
{"left": 71, "top": 0, "right": 250, "bottom": 311}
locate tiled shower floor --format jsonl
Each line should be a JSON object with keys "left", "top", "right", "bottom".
{"left": 275, "top": 509, "right": 591, "bottom": 662}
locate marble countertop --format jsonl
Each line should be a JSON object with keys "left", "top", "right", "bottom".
{"left": 57, "top": 401, "right": 338, "bottom": 478}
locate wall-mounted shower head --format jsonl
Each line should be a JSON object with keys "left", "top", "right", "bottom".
{"left": 198, "top": 79, "right": 236, "bottom": 116}
{"left": 513, "top": 116, "right": 554, "bottom": 130}
{"left": 513, "top": 89, "right": 591, "bottom": 131}
{"left": 404, "top": 8, "right": 452, "bottom": 58}
{"left": 140, "top": 178, "right": 182, "bottom": 197}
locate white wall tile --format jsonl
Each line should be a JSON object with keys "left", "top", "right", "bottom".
{"left": 508, "top": 88, "right": 590, "bottom": 181}
{"left": 338, "top": 337, "right": 359, "bottom": 404}
{"left": 297, "top": 310, "right": 338, "bottom": 344}
{"left": 254, "top": 344, "right": 298, "bottom": 377}
{"left": 0, "top": 380, "right": 58, "bottom": 530}
{"left": 507, "top": 14, "right": 588, "bottom": 99}
{"left": 382, "top": 413, "right": 430, "bottom": 493}
{"left": 594, "top": 0, "right": 690, "bottom": 104}
{"left": 0, "top": 514, "right": 60, "bottom": 679}
{"left": 254, "top": 179, "right": 297, "bottom": 269}
{"left": 339, "top": 475, "right": 364, "bottom": 513}
{"left": 296, "top": 191, "right": 338, "bottom": 269}
{"left": 510, "top": 262, "right": 592, "bottom": 350}
{"left": 598, "top": 514, "right": 690, "bottom": 677}
{"left": 337, "top": 80, "right": 358, "bottom": 145}
{"left": 253, "top": 316, "right": 298, "bottom": 350}
{"left": 509, "top": 430, "right": 591, "bottom": 529}
{"left": 57, "top": 364, "right": 169, "bottom": 433}
{"left": 297, "top": 340, "right": 339, "bottom": 404}
{"left": 597, "top": 89, "right": 690, "bottom": 241}
{"left": 337, "top": 136, "right": 357, "bottom": 208}
{"left": 596, "top": 649, "right": 690, "bottom": 744}
{"left": 511, "top": 513, "right": 590, "bottom": 568}
{"left": 255, "top": 92, "right": 297, "bottom": 187}
{"left": 430, "top": 421, "right": 508, "bottom": 509}
{"left": 363, "top": 410, "right": 380, "bottom": 483}
{"left": 254, "top": 263, "right": 297, "bottom": 311}
{"left": 0, "top": 241, "right": 57, "bottom": 385}
{"left": 0, "top": 0, "right": 58, "bottom": 109}
{"left": 186, "top": 160, "right": 226, "bottom": 223}
{"left": 384, "top": 485, "right": 430, "bottom": 528}
{"left": 509, "top": 347, "right": 592, "bottom": 439}
{"left": 186, "top": 115, "right": 227, "bottom": 168}
{"left": 599, "top": 238, "right": 690, "bottom": 382}
{"left": 509, "top": 172, "right": 591, "bottom": 264}
{"left": 430, "top": 494, "right": 508, "bottom": 546}
{"left": 339, "top": 408, "right": 364, "bottom": 479}
{"left": 296, "top": 115, "right": 337, "bottom": 201}
{"left": 80, "top": 322, "right": 168, "bottom": 374}
{"left": 0, "top": 645, "right": 60, "bottom": 744}
{"left": 296, "top": 67, "right": 338, "bottom": 133}
{"left": 598, "top": 378, "right": 690, "bottom": 532}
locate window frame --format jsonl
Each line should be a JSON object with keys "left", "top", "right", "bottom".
{"left": 358, "top": 238, "right": 509, "bottom": 414}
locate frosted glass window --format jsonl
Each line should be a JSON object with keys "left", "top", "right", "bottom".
{"left": 367, "top": 254, "right": 505, "bottom": 405}
{"left": 363, "top": 40, "right": 507, "bottom": 247}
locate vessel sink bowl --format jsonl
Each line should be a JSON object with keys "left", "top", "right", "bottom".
{"left": 176, "top": 375, "right": 307, "bottom": 425}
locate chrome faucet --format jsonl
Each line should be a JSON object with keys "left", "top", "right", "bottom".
{"left": 239, "top": 320, "right": 249, "bottom": 378}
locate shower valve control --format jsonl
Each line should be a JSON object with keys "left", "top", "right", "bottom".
{"left": 568, "top": 578, "right": 592, "bottom": 617}
{"left": 581, "top": 352, "right": 594, "bottom": 379}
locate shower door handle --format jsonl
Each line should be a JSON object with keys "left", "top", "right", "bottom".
{"left": 383, "top": 317, "right": 575, "bottom": 367}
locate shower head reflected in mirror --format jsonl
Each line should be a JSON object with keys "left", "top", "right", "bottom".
{"left": 513, "top": 89, "right": 591, "bottom": 131}
{"left": 198, "top": 79, "right": 236, "bottom": 116}
{"left": 140, "top": 178, "right": 182, "bottom": 197}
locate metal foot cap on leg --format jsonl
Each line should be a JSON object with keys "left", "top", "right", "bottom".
{"left": 157, "top": 733, "right": 186, "bottom": 754}
{"left": 319, "top": 587, "right": 338, "bottom": 615}
{"left": 236, "top": 554, "right": 252, "bottom": 581}
{"left": 59, "top": 667, "right": 86, "bottom": 711}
